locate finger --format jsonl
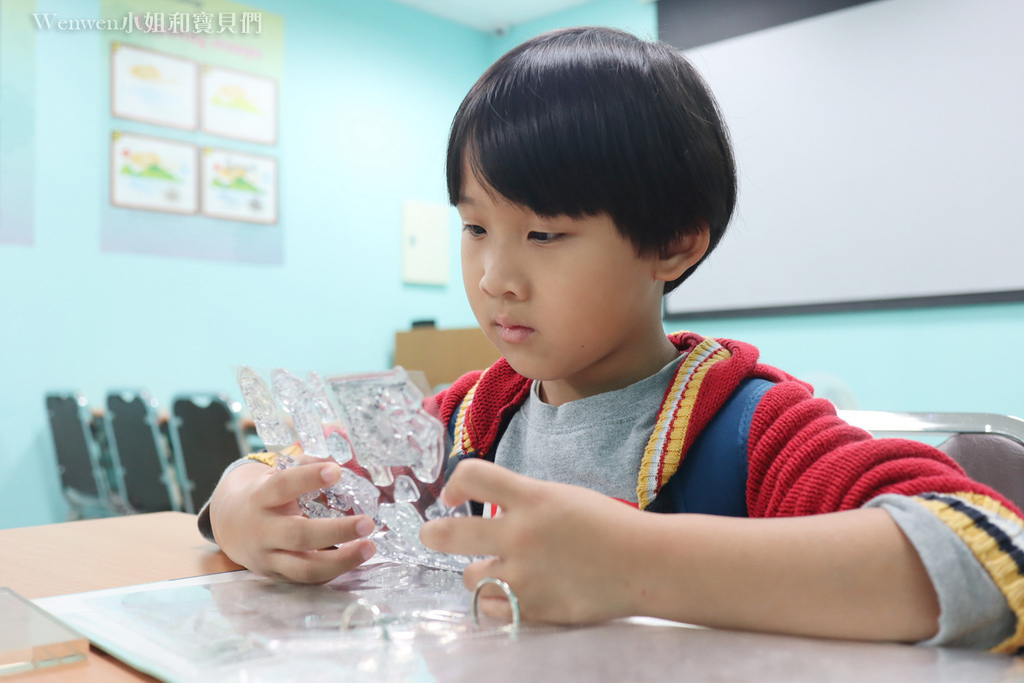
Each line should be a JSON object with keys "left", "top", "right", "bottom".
{"left": 478, "top": 594, "right": 515, "bottom": 622}
{"left": 441, "top": 459, "right": 529, "bottom": 510}
{"left": 461, "top": 555, "right": 502, "bottom": 590}
{"left": 420, "top": 516, "right": 504, "bottom": 557}
{"left": 461, "top": 558, "right": 517, "bottom": 622}
{"left": 270, "top": 514, "right": 376, "bottom": 552}
{"left": 291, "top": 453, "right": 333, "bottom": 467}
{"left": 267, "top": 539, "right": 376, "bottom": 584}
{"left": 255, "top": 461, "right": 341, "bottom": 508}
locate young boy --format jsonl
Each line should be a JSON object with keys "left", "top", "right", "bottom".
{"left": 205, "top": 27, "right": 1024, "bottom": 651}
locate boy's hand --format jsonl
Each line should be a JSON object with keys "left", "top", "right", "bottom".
{"left": 419, "top": 458, "right": 643, "bottom": 624}
{"left": 421, "top": 460, "right": 942, "bottom": 641}
{"left": 209, "top": 451, "right": 376, "bottom": 583}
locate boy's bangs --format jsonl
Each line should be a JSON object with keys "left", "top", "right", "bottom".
{"left": 446, "top": 32, "right": 649, "bottom": 222}
{"left": 449, "top": 93, "right": 616, "bottom": 221}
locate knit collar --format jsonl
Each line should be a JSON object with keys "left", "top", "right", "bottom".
{"left": 450, "top": 331, "right": 761, "bottom": 508}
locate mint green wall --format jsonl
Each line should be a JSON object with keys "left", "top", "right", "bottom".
{"left": 666, "top": 302, "right": 1024, "bottom": 417}
{"left": 492, "top": 0, "right": 657, "bottom": 57}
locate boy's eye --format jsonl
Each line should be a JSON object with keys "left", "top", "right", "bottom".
{"left": 528, "top": 231, "right": 562, "bottom": 244}
{"left": 463, "top": 224, "right": 486, "bottom": 237}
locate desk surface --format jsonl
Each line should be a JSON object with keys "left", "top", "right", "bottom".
{"left": 0, "top": 512, "right": 241, "bottom": 682}
{"left": 2, "top": 512, "right": 1023, "bottom": 682}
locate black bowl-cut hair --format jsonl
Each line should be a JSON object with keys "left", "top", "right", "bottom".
{"left": 446, "top": 26, "right": 737, "bottom": 294}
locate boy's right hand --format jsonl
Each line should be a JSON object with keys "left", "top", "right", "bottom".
{"left": 208, "top": 452, "right": 377, "bottom": 583}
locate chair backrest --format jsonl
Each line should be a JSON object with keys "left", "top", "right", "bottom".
{"left": 936, "top": 433, "right": 1024, "bottom": 510}
{"left": 105, "top": 390, "right": 181, "bottom": 513}
{"left": 838, "top": 410, "right": 1024, "bottom": 510}
{"left": 167, "top": 393, "right": 246, "bottom": 514}
{"left": 44, "top": 392, "right": 121, "bottom": 518}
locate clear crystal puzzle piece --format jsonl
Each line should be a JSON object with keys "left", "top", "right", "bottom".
{"left": 238, "top": 365, "right": 295, "bottom": 448}
{"left": 326, "top": 368, "right": 444, "bottom": 487}
{"left": 328, "top": 467, "right": 381, "bottom": 520}
{"left": 271, "top": 369, "right": 329, "bottom": 458}
{"left": 326, "top": 431, "right": 353, "bottom": 464}
{"left": 374, "top": 501, "right": 479, "bottom": 571}
{"left": 406, "top": 411, "right": 444, "bottom": 484}
{"left": 305, "top": 371, "right": 338, "bottom": 422}
{"left": 392, "top": 475, "right": 420, "bottom": 504}
{"left": 376, "top": 502, "right": 425, "bottom": 554}
{"left": 425, "top": 499, "right": 472, "bottom": 521}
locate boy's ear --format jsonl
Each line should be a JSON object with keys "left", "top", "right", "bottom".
{"left": 652, "top": 225, "right": 710, "bottom": 283}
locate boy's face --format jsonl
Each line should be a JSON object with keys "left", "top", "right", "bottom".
{"left": 457, "top": 171, "right": 682, "bottom": 403}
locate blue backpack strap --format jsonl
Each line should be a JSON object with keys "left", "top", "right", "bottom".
{"left": 443, "top": 407, "right": 466, "bottom": 482}
{"left": 647, "top": 377, "right": 774, "bottom": 516}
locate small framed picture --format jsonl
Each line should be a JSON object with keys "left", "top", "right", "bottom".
{"left": 111, "top": 132, "right": 199, "bottom": 214}
{"left": 201, "top": 147, "right": 278, "bottom": 224}
{"left": 201, "top": 66, "right": 278, "bottom": 145}
{"left": 111, "top": 43, "right": 199, "bottom": 130}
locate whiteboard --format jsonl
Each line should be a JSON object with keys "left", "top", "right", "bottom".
{"left": 665, "top": 0, "right": 1024, "bottom": 317}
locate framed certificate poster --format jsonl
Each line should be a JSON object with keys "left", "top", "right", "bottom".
{"left": 111, "top": 132, "right": 199, "bottom": 214}
{"left": 111, "top": 43, "right": 198, "bottom": 130}
{"left": 201, "top": 66, "right": 278, "bottom": 145}
{"left": 201, "top": 148, "right": 278, "bottom": 224}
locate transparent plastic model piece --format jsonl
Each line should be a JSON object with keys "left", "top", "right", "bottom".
{"left": 272, "top": 368, "right": 330, "bottom": 458}
{"left": 327, "top": 368, "right": 445, "bottom": 487}
{"left": 236, "top": 365, "right": 476, "bottom": 571}
{"left": 0, "top": 589, "right": 88, "bottom": 676}
{"left": 237, "top": 366, "right": 295, "bottom": 449}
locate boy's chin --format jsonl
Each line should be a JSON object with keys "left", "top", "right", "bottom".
{"left": 500, "top": 354, "right": 557, "bottom": 382}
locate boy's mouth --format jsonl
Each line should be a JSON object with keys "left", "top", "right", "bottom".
{"left": 494, "top": 321, "right": 535, "bottom": 344}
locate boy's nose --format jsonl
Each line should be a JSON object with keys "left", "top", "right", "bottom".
{"left": 479, "top": 252, "right": 525, "bottom": 299}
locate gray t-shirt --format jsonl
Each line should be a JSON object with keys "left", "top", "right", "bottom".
{"left": 495, "top": 354, "right": 685, "bottom": 503}
{"left": 494, "top": 355, "right": 1015, "bottom": 649}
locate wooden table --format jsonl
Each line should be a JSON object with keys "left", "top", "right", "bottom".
{"left": 0, "top": 512, "right": 241, "bottom": 681}
{"left": 2, "top": 512, "right": 1022, "bottom": 682}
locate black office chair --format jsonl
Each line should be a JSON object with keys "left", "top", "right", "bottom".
{"left": 838, "top": 410, "right": 1024, "bottom": 510}
{"left": 44, "top": 392, "right": 129, "bottom": 519}
{"left": 105, "top": 390, "right": 182, "bottom": 513}
{"left": 167, "top": 393, "right": 247, "bottom": 513}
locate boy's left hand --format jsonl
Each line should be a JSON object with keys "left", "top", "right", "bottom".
{"left": 419, "top": 458, "right": 644, "bottom": 624}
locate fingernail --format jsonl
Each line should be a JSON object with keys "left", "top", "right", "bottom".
{"left": 360, "top": 541, "right": 376, "bottom": 561}
{"left": 355, "top": 517, "right": 375, "bottom": 537}
{"left": 320, "top": 464, "right": 340, "bottom": 484}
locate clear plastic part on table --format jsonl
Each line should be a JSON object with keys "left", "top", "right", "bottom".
{"left": 236, "top": 365, "right": 476, "bottom": 573}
